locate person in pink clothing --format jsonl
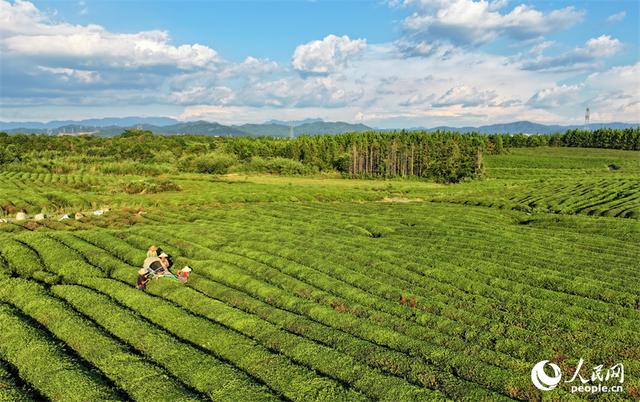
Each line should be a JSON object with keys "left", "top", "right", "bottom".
{"left": 177, "top": 266, "right": 192, "bottom": 284}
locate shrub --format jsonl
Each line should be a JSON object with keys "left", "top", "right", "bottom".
{"left": 178, "top": 152, "right": 237, "bottom": 174}
{"left": 241, "top": 156, "right": 317, "bottom": 175}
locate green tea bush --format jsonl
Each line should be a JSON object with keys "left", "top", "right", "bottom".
{"left": 0, "top": 237, "right": 42, "bottom": 278}
{"left": 53, "top": 284, "right": 287, "bottom": 401}
{"left": 140, "top": 279, "right": 444, "bottom": 401}
{"left": 99, "top": 161, "right": 168, "bottom": 176}
{"left": 0, "top": 361, "right": 33, "bottom": 401}
{"left": 117, "top": 178, "right": 181, "bottom": 194}
{"left": 0, "top": 303, "right": 120, "bottom": 401}
{"left": 77, "top": 277, "right": 368, "bottom": 402}
{"left": 0, "top": 279, "right": 200, "bottom": 401}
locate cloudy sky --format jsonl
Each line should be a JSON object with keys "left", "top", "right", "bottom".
{"left": 0, "top": 0, "right": 638, "bottom": 127}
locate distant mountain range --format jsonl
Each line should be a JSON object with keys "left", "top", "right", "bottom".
{"left": 0, "top": 118, "right": 372, "bottom": 137}
{"left": 412, "top": 121, "right": 639, "bottom": 134}
{"left": 0, "top": 117, "right": 179, "bottom": 130}
{"left": 0, "top": 117, "right": 637, "bottom": 137}
{"left": 265, "top": 118, "right": 324, "bottom": 126}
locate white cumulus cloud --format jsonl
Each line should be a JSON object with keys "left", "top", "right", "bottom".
{"left": 37, "top": 66, "right": 101, "bottom": 83}
{"left": 526, "top": 84, "right": 583, "bottom": 109}
{"left": 522, "top": 35, "right": 623, "bottom": 72}
{"left": 584, "top": 35, "right": 623, "bottom": 57}
{"left": 399, "top": 0, "right": 584, "bottom": 48}
{"left": 583, "top": 63, "right": 640, "bottom": 122}
{"left": 218, "top": 57, "right": 280, "bottom": 80}
{"left": 168, "top": 86, "right": 236, "bottom": 106}
{"left": 606, "top": 11, "right": 626, "bottom": 23}
{"left": 292, "top": 34, "right": 367, "bottom": 74}
{"left": 0, "top": 0, "right": 219, "bottom": 70}
{"left": 586, "top": 63, "right": 640, "bottom": 91}
{"left": 1, "top": 0, "right": 637, "bottom": 127}
{"left": 433, "top": 85, "right": 498, "bottom": 107}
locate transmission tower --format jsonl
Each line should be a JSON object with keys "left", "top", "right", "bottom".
{"left": 584, "top": 107, "right": 590, "bottom": 130}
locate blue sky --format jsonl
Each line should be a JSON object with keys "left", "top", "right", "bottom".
{"left": 1, "top": 0, "right": 638, "bottom": 127}
{"left": 31, "top": 1, "right": 405, "bottom": 61}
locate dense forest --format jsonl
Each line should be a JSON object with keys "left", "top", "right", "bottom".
{"left": 488, "top": 128, "right": 640, "bottom": 150}
{"left": 1, "top": 127, "right": 636, "bottom": 183}
{"left": 0, "top": 130, "right": 485, "bottom": 183}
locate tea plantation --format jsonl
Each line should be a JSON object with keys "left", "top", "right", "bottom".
{"left": 0, "top": 146, "right": 638, "bottom": 401}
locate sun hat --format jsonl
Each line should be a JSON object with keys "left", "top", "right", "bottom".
{"left": 159, "top": 252, "right": 169, "bottom": 258}
{"left": 181, "top": 266, "right": 192, "bottom": 273}
{"left": 138, "top": 268, "right": 148, "bottom": 275}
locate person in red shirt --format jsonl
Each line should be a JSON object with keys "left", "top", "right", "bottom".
{"left": 177, "top": 266, "right": 192, "bottom": 283}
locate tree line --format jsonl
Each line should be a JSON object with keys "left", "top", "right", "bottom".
{"left": 0, "top": 130, "right": 485, "bottom": 183}
{"left": 1, "top": 127, "right": 636, "bottom": 182}
{"left": 485, "top": 128, "right": 639, "bottom": 151}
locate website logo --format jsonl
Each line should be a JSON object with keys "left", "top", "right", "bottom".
{"left": 531, "top": 358, "right": 625, "bottom": 394}
{"left": 531, "top": 360, "right": 562, "bottom": 391}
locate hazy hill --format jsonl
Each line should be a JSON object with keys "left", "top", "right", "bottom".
{"left": 265, "top": 118, "right": 323, "bottom": 126}
{"left": 0, "top": 117, "right": 179, "bottom": 130}
{"left": 414, "top": 121, "right": 639, "bottom": 134}
{"left": 1, "top": 119, "right": 373, "bottom": 137}
{"left": 2, "top": 118, "right": 637, "bottom": 136}
{"left": 234, "top": 123, "right": 293, "bottom": 136}
{"left": 154, "top": 121, "right": 248, "bottom": 136}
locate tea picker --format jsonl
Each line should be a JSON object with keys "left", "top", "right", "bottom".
{"left": 136, "top": 245, "right": 193, "bottom": 290}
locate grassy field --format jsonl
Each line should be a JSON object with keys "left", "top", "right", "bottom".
{"left": 0, "top": 147, "right": 638, "bottom": 401}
